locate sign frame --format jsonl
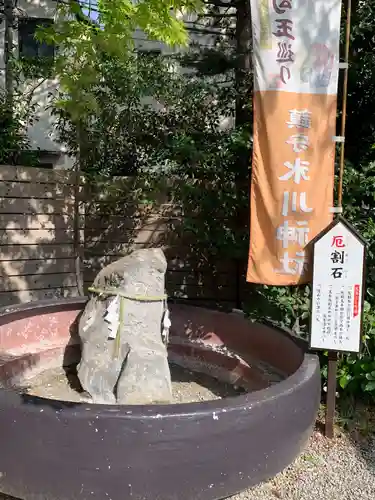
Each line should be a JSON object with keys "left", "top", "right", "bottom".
{"left": 309, "top": 215, "right": 366, "bottom": 355}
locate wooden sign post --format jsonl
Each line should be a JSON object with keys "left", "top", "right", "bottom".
{"left": 310, "top": 216, "right": 366, "bottom": 438}
{"left": 310, "top": 0, "right": 358, "bottom": 439}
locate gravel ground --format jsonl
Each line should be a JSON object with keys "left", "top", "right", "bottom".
{"left": 230, "top": 430, "right": 375, "bottom": 500}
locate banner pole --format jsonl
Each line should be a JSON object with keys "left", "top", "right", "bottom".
{"left": 325, "top": 0, "right": 353, "bottom": 439}
{"left": 337, "top": 0, "right": 352, "bottom": 208}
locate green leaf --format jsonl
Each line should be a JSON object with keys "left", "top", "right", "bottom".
{"left": 339, "top": 375, "right": 351, "bottom": 389}
{"left": 365, "top": 381, "right": 375, "bottom": 392}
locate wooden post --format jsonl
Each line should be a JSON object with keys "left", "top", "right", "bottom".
{"left": 325, "top": 351, "right": 338, "bottom": 438}
{"left": 324, "top": 0, "right": 352, "bottom": 438}
{"left": 337, "top": 0, "right": 352, "bottom": 208}
{"left": 73, "top": 124, "right": 84, "bottom": 297}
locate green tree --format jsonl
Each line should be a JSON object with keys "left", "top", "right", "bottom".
{"left": 38, "top": 0, "right": 202, "bottom": 121}
{"left": 345, "top": 0, "right": 375, "bottom": 164}
{"left": 0, "top": 90, "right": 37, "bottom": 166}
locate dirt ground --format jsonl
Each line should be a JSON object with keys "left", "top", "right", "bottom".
{"left": 17, "top": 363, "right": 243, "bottom": 403}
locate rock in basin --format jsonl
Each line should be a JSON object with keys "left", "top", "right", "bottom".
{"left": 0, "top": 298, "right": 320, "bottom": 500}
{"left": 78, "top": 248, "right": 172, "bottom": 405}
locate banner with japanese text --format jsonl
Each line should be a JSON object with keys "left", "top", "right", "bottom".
{"left": 247, "top": 0, "right": 343, "bottom": 285}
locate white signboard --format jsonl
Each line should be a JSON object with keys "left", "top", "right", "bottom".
{"left": 310, "top": 219, "right": 365, "bottom": 353}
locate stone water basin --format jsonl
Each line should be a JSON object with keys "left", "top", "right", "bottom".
{"left": 0, "top": 298, "right": 320, "bottom": 500}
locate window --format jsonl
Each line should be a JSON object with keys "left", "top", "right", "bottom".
{"left": 18, "top": 18, "right": 55, "bottom": 60}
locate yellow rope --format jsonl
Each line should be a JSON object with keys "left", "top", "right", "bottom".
{"left": 88, "top": 286, "right": 167, "bottom": 302}
{"left": 113, "top": 296, "right": 124, "bottom": 359}
{"left": 88, "top": 286, "right": 167, "bottom": 359}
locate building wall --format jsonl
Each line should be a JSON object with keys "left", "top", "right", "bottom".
{"left": 0, "top": 1, "right": 231, "bottom": 169}
{"left": 0, "top": 0, "right": 73, "bottom": 168}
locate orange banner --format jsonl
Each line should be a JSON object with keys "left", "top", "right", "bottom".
{"left": 247, "top": 0, "right": 343, "bottom": 285}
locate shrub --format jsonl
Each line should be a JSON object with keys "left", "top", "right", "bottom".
{"left": 0, "top": 93, "right": 37, "bottom": 166}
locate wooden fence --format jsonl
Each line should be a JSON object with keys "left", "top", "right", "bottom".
{"left": 0, "top": 166, "right": 84, "bottom": 306}
{"left": 0, "top": 166, "right": 242, "bottom": 308}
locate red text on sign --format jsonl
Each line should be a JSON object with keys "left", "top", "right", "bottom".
{"left": 331, "top": 235, "right": 345, "bottom": 248}
{"left": 353, "top": 284, "right": 360, "bottom": 318}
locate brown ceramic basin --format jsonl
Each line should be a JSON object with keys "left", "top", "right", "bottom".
{"left": 0, "top": 298, "right": 320, "bottom": 500}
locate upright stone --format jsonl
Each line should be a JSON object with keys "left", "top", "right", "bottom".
{"left": 77, "top": 248, "right": 172, "bottom": 404}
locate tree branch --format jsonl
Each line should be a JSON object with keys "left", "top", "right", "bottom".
{"left": 186, "top": 26, "right": 235, "bottom": 37}
{"left": 203, "top": 0, "right": 237, "bottom": 7}
{"left": 199, "top": 12, "right": 236, "bottom": 17}
{"left": 24, "top": 78, "right": 48, "bottom": 109}
{"left": 69, "top": 0, "right": 100, "bottom": 27}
